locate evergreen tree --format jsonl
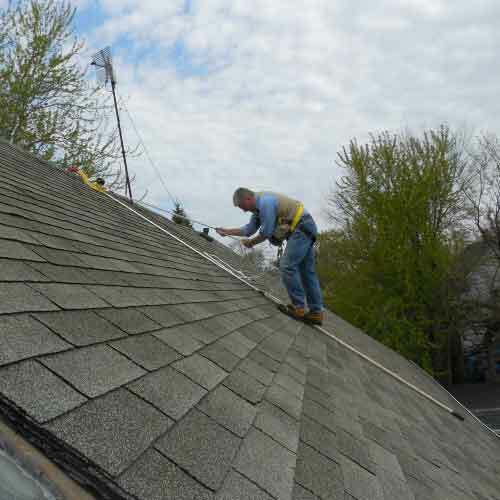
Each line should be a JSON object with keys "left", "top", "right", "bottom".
{"left": 172, "top": 202, "right": 193, "bottom": 228}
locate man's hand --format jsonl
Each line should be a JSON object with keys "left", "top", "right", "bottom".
{"left": 216, "top": 227, "right": 229, "bottom": 237}
{"left": 241, "top": 238, "right": 254, "bottom": 249}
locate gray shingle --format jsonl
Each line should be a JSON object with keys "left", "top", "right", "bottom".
{"left": 197, "top": 385, "right": 257, "bottom": 437}
{"left": 265, "top": 384, "right": 303, "bottom": 420}
{"left": 339, "top": 455, "right": 383, "bottom": 500}
{"left": 156, "top": 409, "right": 241, "bottom": 490}
{"left": 0, "top": 239, "right": 45, "bottom": 261}
{"left": 138, "top": 305, "right": 185, "bottom": 328}
{"left": 219, "top": 332, "right": 257, "bottom": 358}
{"left": 294, "top": 442, "right": 344, "bottom": 500}
{"left": 234, "top": 427, "right": 296, "bottom": 500}
{"left": 238, "top": 358, "right": 275, "bottom": 386}
{"left": 28, "top": 262, "right": 95, "bottom": 284}
{"left": 0, "top": 259, "right": 48, "bottom": 282}
{"left": 248, "top": 349, "right": 281, "bottom": 373}
{"left": 128, "top": 366, "right": 206, "bottom": 420}
{"left": 118, "top": 449, "right": 214, "bottom": 500}
{"left": 152, "top": 325, "right": 204, "bottom": 355}
{"left": 335, "top": 428, "right": 376, "bottom": 474}
{"left": 110, "top": 334, "right": 182, "bottom": 370}
{"left": 199, "top": 343, "right": 240, "bottom": 371}
{"left": 376, "top": 467, "right": 416, "bottom": 500}
{"left": 40, "top": 345, "right": 145, "bottom": 397}
{"left": 173, "top": 321, "right": 220, "bottom": 345}
{"left": 33, "top": 310, "right": 126, "bottom": 346}
{"left": 25, "top": 246, "right": 85, "bottom": 267}
{"left": 223, "top": 370, "right": 267, "bottom": 404}
{"left": 0, "top": 225, "right": 39, "bottom": 244}
{"left": 172, "top": 354, "right": 228, "bottom": 390}
{"left": 0, "top": 314, "right": 70, "bottom": 366}
{"left": 302, "top": 398, "right": 336, "bottom": 432}
{"left": 29, "top": 283, "right": 109, "bottom": 309}
{"left": 96, "top": 308, "right": 161, "bottom": 334}
{"left": 45, "top": 389, "right": 172, "bottom": 476}
{"left": 368, "top": 441, "right": 405, "bottom": 481}
{"left": 85, "top": 285, "right": 158, "bottom": 307}
{"left": 0, "top": 283, "right": 59, "bottom": 314}
{"left": 292, "top": 483, "right": 320, "bottom": 500}
{"left": 300, "top": 416, "right": 340, "bottom": 463}
{"left": 0, "top": 360, "right": 86, "bottom": 422}
{"left": 216, "top": 470, "right": 274, "bottom": 500}
{"left": 254, "top": 401, "right": 300, "bottom": 453}
{"left": 274, "top": 372, "right": 305, "bottom": 399}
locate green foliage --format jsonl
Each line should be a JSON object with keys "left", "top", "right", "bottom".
{"left": 318, "top": 126, "right": 470, "bottom": 376}
{"left": 0, "top": 0, "right": 128, "bottom": 185}
{"left": 172, "top": 202, "right": 193, "bottom": 228}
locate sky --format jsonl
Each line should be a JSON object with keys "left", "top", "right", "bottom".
{"left": 67, "top": 0, "right": 500, "bottom": 250}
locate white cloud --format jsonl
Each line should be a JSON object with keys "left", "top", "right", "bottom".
{"left": 76, "top": 0, "right": 500, "bottom": 245}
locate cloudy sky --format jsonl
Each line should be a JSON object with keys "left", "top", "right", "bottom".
{"left": 69, "top": 0, "right": 499, "bottom": 248}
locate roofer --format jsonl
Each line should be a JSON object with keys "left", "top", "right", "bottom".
{"left": 216, "top": 187, "right": 324, "bottom": 325}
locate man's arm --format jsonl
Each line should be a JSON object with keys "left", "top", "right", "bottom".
{"left": 243, "top": 233, "right": 267, "bottom": 248}
{"left": 216, "top": 227, "right": 246, "bottom": 237}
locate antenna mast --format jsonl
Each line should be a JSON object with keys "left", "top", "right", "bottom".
{"left": 91, "top": 47, "right": 133, "bottom": 201}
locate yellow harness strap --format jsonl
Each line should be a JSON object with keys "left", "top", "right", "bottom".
{"left": 290, "top": 203, "right": 304, "bottom": 232}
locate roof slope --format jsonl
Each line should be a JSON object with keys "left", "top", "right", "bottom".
{"left": 0, "top": 139, "right": 499, "bottom": 500}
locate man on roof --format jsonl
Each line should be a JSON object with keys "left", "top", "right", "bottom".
{"left": 216, "top": 188, "right": 324, "bottom": 326}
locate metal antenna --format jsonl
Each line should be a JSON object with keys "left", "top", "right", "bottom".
{"left": 91, "top": 47, "right": 133, "bottom": 201}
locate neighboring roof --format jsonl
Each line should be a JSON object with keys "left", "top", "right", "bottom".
{"left": 0, "top": 139, "right": 500, "bottom": 500}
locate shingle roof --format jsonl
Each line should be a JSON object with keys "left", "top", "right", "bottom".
{"left": 0, "top": 138, "right": 500, "bottom": 500}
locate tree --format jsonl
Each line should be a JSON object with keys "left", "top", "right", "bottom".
{"left": 319, "top": 126, "right": 471, "bottom": 380}
{"left": 172, "top": 202, "right": 193, "bottom": 228}
{"left": 0, "top": 0, "right": 130, "bottom": 186}
{"left": 463, "top": 133, "right": 500, "bottom": 366}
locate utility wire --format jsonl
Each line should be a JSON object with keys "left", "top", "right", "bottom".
{"left": 117, "top": 94, "right": 255, "bottom": 256}
{"left": 119, "top": 94, "right": 178, "bottom": 207}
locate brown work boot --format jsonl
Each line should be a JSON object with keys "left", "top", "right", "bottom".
{"left": 304, "top": 310, "right": 324, "bottom": 326}
{"left": 278, "top": 303, "right": 305, "bottom": 321}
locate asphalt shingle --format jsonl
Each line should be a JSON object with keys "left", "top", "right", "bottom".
{"left": 199, "top": 343, "right": 241, "bottom": 372}
{"left": 128, "top": 366, "right": 207, "bottom": 420}
{"left": 0, "top": 360, "right": 87, "bottom": 422}
{"left": 0, "top": 283, "right": 59, "bottom": 314}
{"left": 254, "top": 401, "right": 300, "bottom": 453}
{"left": 29, "top": 283, "right": 109, "bottom": 309}
{"left": 0, "top": 314, "right": 70, "bottom": 366}
{"left": 172, "top": 354, "right": 228, "bottom": 390}
{"left": 0, "top": 239, "right": 45, "bottom": 261}
{"left": 216, "top": 470, "right": 274, "bottom": 500}
{"left": 234, "top": 427, "right": 296, "bottom": 500}
{"left": 197, "top": 385, "right": 257, "bottom": 437}
{"left": 294, "top": 442, "right": 344, "bottom": 500}
{"left": 153, "top": 325, "right": 204, "bottom": 355}
{"left": 96, "top": 307, "right": 161, "bottom": 334}
{"left": 46, "top": 389, "right": 172, "bottom": 476}
{"left": 156, "top": 409, "right": 241, "bottom": 490}
{"left": 110, "top": 334, "right": 182, "bottom": 370}
{"left": 0, "top": 259, "right": 48, "bottom": 282}
{"left": 118, "top": 449, "right": 214, "bottom": 500}
{"left": 40, "top": 344, "right": 146, "bottom": 397}
{"left": 223, "top": 369, "right": 267, "bottom": 404}
{"left": 34, "top": 310, "right": 126, "bottom": 346}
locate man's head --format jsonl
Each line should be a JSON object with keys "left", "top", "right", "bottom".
{"left": 233, "top": 187, "right": 256, "bottom": 212}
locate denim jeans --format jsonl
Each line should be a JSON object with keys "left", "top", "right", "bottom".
{"left": 279, "top": 214, "right": 323, "bottom": 312}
